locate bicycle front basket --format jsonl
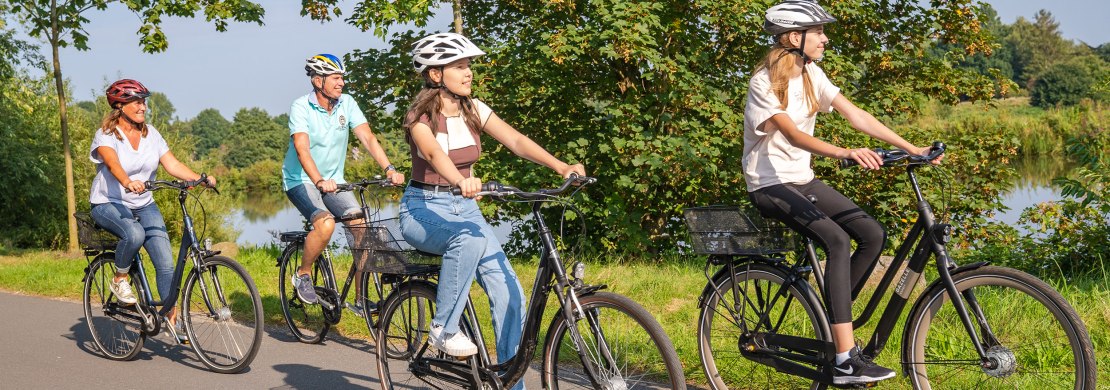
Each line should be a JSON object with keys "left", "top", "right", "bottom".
{"left": 343, "top": 218, "right": 441, "bottom": 275}
{"left": 683, "top": 206, "right": 792, "bottom": 255}
{"left": 74, "top": 212, "right": 119, "bottom": 251}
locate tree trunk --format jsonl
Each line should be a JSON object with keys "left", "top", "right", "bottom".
{"left": 453, "top": 0, "right": 463, "bottom": 33}
{"left": 51, "top": 0, "right": 78, "bottom": 253}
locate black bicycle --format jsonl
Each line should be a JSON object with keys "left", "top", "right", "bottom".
{"left": 79, "top": 175, "right": 264, "bottom": 374}
{"left": 688, "top": 142, "right": 1096, "bottom": 389}
{"left": 375, "top": 175, "right": 687, "bottom": 389}
{"left": 276, "top": 177, "right": 434, "bottom": 344}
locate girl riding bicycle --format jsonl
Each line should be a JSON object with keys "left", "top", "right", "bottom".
{"left": 398, "top": 32, "right": 584, "bottom": 386}
{"left": 742, "top": 1, "right": 938, "bottom": 385}
{"left": 89, "top": 79, "right": 214, "bottom": 344}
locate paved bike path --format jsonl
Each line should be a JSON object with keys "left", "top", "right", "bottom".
{"left": 0, "top": 291, "right": 547, "bottom": 389}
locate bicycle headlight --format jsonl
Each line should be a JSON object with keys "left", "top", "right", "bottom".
{"left": 931, "top": 224, "right": 952, "bottom": 244}
{"left": 572, "top": 261, "right": 585, "bottom": 280}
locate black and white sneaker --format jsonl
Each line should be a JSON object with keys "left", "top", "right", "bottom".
{"left": 832, "top": 347, "right": 896, "bottom": 385}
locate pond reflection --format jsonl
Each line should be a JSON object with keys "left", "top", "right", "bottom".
{"left": 994, "top": 155, "right": 1075, "bottom": 226}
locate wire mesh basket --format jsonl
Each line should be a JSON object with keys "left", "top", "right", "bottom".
{"left": 74, "top": 212, "right": 119, "bottom": 251}
{"left": 683, "top": 205, "right": 793, "bottom": 255}
{"left": 344, "top": 218, "right": 441, "bottom": 275}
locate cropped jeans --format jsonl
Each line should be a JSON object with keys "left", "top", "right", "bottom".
{"left": 90, "top": 201, "right": 175, "bottom": 301}
{"left": 398, "top": 185, "right": 526, "bottom": 385}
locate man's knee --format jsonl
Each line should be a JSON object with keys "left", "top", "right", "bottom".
{"left": 311, "top": 212, "right": 336, "bottom": 233}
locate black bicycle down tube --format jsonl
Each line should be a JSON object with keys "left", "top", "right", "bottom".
{"left": 862, "top": 227, "right": 932, "bottom": 357}
{"left": 852, "top": 220, "right": 924, "bottom": 328}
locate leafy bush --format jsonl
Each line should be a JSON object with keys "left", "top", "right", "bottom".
{"left": 1030, "top": 58, "right": 1109, "bottom": 108}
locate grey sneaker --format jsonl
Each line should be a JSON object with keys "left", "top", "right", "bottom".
{"left": 291, "top": 273, "right": 318, "bottom": 303}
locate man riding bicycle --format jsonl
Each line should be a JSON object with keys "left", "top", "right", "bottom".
{"left": 282, "top": 53, "right": 405, "bottom": 312}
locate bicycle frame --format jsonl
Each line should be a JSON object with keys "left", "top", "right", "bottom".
{"left": 725, "top": 158, "right": 997, "bottom": 383}
{"left": 405, "top": 185, "right": 614, "bottom": 389}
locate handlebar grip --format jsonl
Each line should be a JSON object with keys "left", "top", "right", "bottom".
{"left": 450, "top": 181, "right": 504, "bottom": 196}
{"left": 839, "top": 149, "right": 889, "bottom": 169}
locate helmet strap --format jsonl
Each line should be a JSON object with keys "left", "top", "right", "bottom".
{"left": 427, "top": 66, "right": 468, "bottom": 101}
{"left": 785, "top": 30, "right": 813, "bottom": 64}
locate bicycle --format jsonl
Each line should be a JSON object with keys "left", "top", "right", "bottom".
{"left": 276, "top": 177, "right": 438, "bottom": 344}
{"left": 687, "top": 142, "right": 1097, "bottom": 389}
{"left": 79, "top": 175, "right": 264, "bottom": 374}
{"left": 375, "top": 175, "right": 687, "bottom": 389}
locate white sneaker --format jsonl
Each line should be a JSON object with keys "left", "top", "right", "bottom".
{"left": 429, "top": 325, "right": 478, "bottom": 357}
{"left": 109, "top": 277, "right": 137, "bottom": 305}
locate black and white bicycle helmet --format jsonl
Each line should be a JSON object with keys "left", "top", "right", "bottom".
{"left": 411, "top": 33, "right": 486, "bottom": 73}
{"left": 764, "top": 0, "right": 836, "bottom": 36}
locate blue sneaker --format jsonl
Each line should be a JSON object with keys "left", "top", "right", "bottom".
{"left": 291, "top": 273, "right": 318, "bottom": 303}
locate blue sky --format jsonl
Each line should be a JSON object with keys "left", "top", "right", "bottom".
{"left": 9, "top": 1, "right": 1108, "bottom": 120}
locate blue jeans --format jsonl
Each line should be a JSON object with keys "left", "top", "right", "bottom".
{"left": 286, "top": 183, "right": 362, "bottom": 222}
{"left": 399, "top": 185, "right": 526, "bottom": 377}
{"left": 90, "top": 202, "right": 175, "bottom": 301}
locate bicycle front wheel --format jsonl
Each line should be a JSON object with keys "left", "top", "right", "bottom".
{"left": 698, "top": 263, "right": 829, "bottom": 390}
{"left": 183, "top": 255, "right": 264, "bottom": 374}
{"left": 278, "top": 242, "right": 331, "bottom": 343}
{"left": 904, "top": 266, "right": 1096, "bottom": 389}
{"left": 542, "top": 291, "right": 686, "bottom": 390}
{"left": 83, "top": 253, "right": 145, "bottom": 360}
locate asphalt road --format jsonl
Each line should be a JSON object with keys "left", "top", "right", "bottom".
{"left": 0, "top": 291, "right": 549, "bottom": 389}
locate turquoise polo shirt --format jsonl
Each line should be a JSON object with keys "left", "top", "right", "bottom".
{"left": 281, "top": 93, "right": 368, "bottom": 190}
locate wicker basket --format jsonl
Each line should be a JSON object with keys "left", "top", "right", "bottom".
{"left": 74, "top": 212, "right": 119, "bottom": 251}
{"left": 344, "top": 218, "right": 441, "bottom": 274}
{"left": 683, "top": 206, "right": 792, "bottom": 255}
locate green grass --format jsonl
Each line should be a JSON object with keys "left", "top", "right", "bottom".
{"left": 3, "top": 248, "right": 1107, "bottom": 388}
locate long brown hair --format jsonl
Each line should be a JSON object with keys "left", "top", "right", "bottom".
{"left": 754, "top": 33, "right": 819, "bottom": 117}
{"left": 99, "top": 107, "right": 149, "bottom": 141}
{"left": 403, "top": 71, "right": 483, "bottom": 135}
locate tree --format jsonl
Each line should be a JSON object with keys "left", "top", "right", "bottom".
{"left": 189, "top": 108, "right": 231, "bottom": 158}
{"left": 1030, "top": 56, "right": 1109, "bottom": 107}
{"left": 302, "top": 0, "right": 1004, "bottom": 254}
{"left": 6, "top": 0, "right": 265, "bottom": 252}
{"left": 1005, "top": 10, "right": 1077, "bottom": 90}
{"left": 224, "top": 107, "right": 285, "bottom": 169}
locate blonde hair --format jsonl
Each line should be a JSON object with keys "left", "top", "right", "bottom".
{"left": 99, "top": 107, "right": 149, "bottom": 141}
{"left": 755, "top": 33, "right": 819, "bottom": 117}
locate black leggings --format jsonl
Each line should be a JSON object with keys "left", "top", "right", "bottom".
{"left": 749, "top": 179, "right": 886, "bottom": 324}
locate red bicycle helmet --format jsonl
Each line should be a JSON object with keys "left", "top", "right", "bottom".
{"left": 106, "top": 79, "right": 151, "bottom": 107}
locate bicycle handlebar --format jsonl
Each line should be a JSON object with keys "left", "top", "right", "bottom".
{"left": 450, "top": 174, "right": 597, "bottom": 199}
{"left": 335, "top": 177, "right": 397, "bottom": 193}
{"left": 131, "top": 173, "right": 219, "bottom": 195}
{"left": 840, "top": 141, "right": 947, "bottom": 169}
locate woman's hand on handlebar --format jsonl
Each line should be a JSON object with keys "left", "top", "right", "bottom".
{"left": 912, "top": 145, "right": 945, "bottom": 165}
{"left": 387, "top": 170, "right": 406, "bottom": 186}
{"left": 840, "top": 148, "right": 883, "bottom": 170}
{"left": 125, "top": 179, "right": 146, "bottom": 194}
{"left": 558, "top": 163, "right": 586, "bottom": 179}
{"left": 457, "top": 177, "right": 483, "bottom": 198}
{"left": 199, "top": 175, "right": 217, "bottom": 188}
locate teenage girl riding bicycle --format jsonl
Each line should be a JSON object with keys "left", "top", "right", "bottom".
{"left": 742, "top": 1, "right": 942, "bottom": 385}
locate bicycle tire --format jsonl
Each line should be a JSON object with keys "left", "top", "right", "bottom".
{"left": 903, "top": 265, "right": 1096, "bottom": 389}
{"left": 182, "top": 255, "right": 264, "bottom": 374}
{"left": 697, "top": 263, "right": 829, "bottom": 390}
{"left": 377, "top": 281, "right": 481, "bottom": 389}
{"left": 83, "top": 253, "right": 145, "bottom": 360}
{"left": 278, "top": 242, "right": 331, "bottom": 343}
{"left": 542, "top": 291, "right": 687, "bottom": 390}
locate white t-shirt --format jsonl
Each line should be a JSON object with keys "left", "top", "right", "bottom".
{"left": 89, "top": 126, "right": 169, "bottom": 208}
{"left": 742, "top": 62, "right": 840, "bottom": 192}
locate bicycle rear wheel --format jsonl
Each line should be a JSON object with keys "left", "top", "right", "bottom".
{"left": 698, "top": 263, "right": 828, "bottom": 390}
{"left": 83, "top": 254, "right": 145, "bottom": 360}
{"left": 183, "top": 255, "right": 263, "bottom": 374}
{"left": 278, "top": 242, "right": 331, "bottom": 343}
{"left": 542, "top": 291, "right": 686, "bottom": 389}
{"left": 376, "top": 281, "right": 479, "bottom": 389}
{"left": 904, "top": 266, "right": 1096, "bottom": 389}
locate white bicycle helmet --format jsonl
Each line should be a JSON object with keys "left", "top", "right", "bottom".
{"left": 305, "top": 54, "right": 346, "bottom": 76}
{"left": 411, "top": 33, "right": 486, "bottom": 73}
{"left": 764, "top": 0, "right": 836, "bottom": 36}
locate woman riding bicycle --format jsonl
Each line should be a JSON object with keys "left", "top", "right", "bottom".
{"left": 743, "top": 1, "right": 939, "bottom": 385}
{"left": 398, "top": 32, "right": 584, "bottom": 383}
{"left": 89, "top": 79, "right": 214, "bottom": 344}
